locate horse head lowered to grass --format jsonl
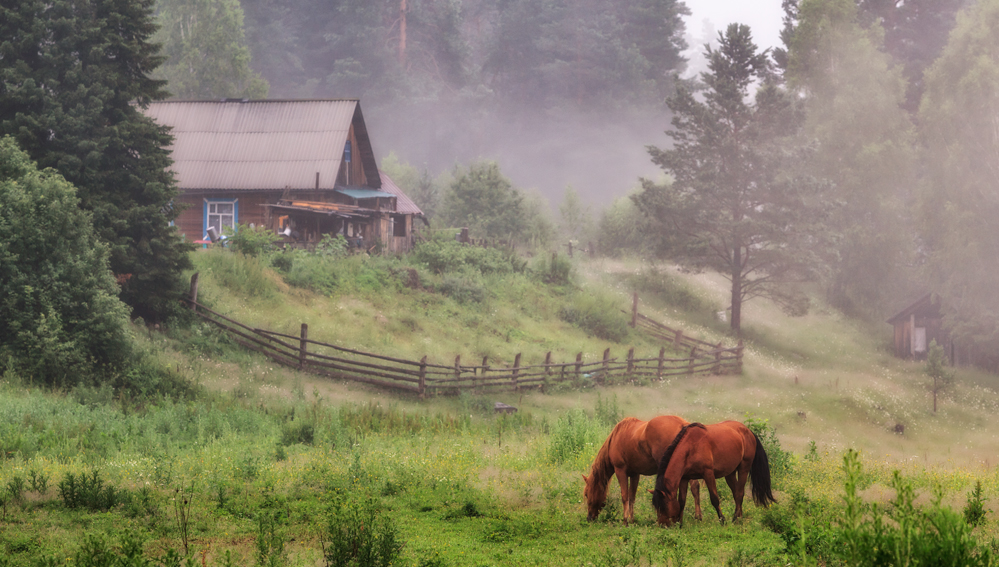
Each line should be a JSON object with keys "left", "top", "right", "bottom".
{"left": 651, "top": 421, "right": 775, "bottom": 527}
{"left": 583, "top": 416, "right": 701, "bottom": 525}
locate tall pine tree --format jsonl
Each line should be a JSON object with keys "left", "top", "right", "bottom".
{"left": 0, "top": 0, "right": 192, "bottom": 320}
{"left": 636, "top": 24, "right": 829, "bottom": 334}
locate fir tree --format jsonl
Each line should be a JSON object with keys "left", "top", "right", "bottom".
{"left": 0, "top": 0, "right": 192, "bottom": 320}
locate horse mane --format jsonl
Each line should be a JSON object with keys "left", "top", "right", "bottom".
{"left": 651, "top": 422, "right": 705, "bottom": 515}
{"left": 586, "top": 418, "right": 634, "bottom": 496}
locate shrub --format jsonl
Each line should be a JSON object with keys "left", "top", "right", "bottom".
{"left": 558, "top": 292, "right": 629, "bottom": 342}
{"left": 838, "top": 449, "right": 993, "bottom": 566}
{"left": 531, "top": 253, "right": 574, "bottom": 286}
{"left": 743, "top": 416, "right": 793, "bottom": 480}
{"left": 321, "top": 493, "right": 402, "bottom": 567}
{"left": 438, "top": 275, "right": 486, "bottom": 304}
{"left": 283, "top": 253, "right": 339, "bottom": 295}
{"left": 58, "top": 470, "right": 124, "bottom": 512}
{"left": 412, "top": 237, "right": 516, "bottom": 275}
{"left": 194, "top": 248, "right": 278, "bottom": 298}
{"left": 964, "top": 480, "right": 989, "bottom": 527}
{"left": 226, "top": 223, "right": 281, "bottom": 257}
{"left": 547, "top": 408, "right": 602, "bottom": 465}
{"left": 0, "top": 136, "right": 134, "bottom": 388}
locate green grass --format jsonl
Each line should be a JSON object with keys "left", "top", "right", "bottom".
{"left": 3, "top": 249, "right": 999, "bottom": 565}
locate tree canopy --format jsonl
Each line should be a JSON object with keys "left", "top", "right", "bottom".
{"left": 636, "top": 24, "right": 828, "bottom": 333}
{"left": 0, "top": 0, "right": 192, "bottom": 320}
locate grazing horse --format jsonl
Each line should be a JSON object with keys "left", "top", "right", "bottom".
{"left": 583, "top": 416, "right": 702, "bottom": 524}
{"left": 651, "top": 421, "right": 775, "bottom": 527}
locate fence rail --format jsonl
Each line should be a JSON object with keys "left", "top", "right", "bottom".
{"left": 184, "top": 275, "right": 742, "bottom": 396}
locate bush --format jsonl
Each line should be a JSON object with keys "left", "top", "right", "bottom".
{"left": 438, "top": 275, "right": 486, "bottom": 303}
{"left": 547, "top": 408, "right": 602, "bottom": 465}
{"left": 321, "top": 492, "right": 402, "bottom": 567}
{"left": 194, "top": 248, "right": 278, "bottom": 298}
{"left": 0, "top": 136, "right": 134, "bottom": 388}
{"left": 283, "top": 253, "right": 340, "bottom": 295}
{"left": 838, "top": 449, "right": 993, "bottom": 566}
{"left": 558, "top": 292, "right": 629, "bottom": 342}
{"left": 58, "top": 470, "right": 124, "bottom": 512}
{"left": 530, "top": 253, "right": 574, "bottom": 286}
{"left": 226, "top": 223, "right": 281, "bottom": 257}
{"left": 743, "top": 415, "right": 793, "bottom": 480}
{"left": 412, "top": 237, "right": 517, "bottom": 275}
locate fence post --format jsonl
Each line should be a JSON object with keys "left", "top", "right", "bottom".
{"left": 575, "top": 352, "right": 583, "bottom": 381}
{"left": 299, "top": 323, "right": 309, "bottom": 369}
{"left": 688, "top": 346, "right": 697, "bottom": 375}
{"left": 713, "top": 342, "right": 722, "bottom": 374}
{"left": 657, "top": 346, "right": 666, "bottom": 381}
{"left": 627, "top": 347, "right": 634, "bottom": 380}
{"left": 674, "top": 329, "right": 683, "bottom": 347}
{"left": 631, "top": 293, "right": 639, "bottom": 328}
{"left": 588, "top": 241, "right": 595, "bottom": 258}
{"left": 419, "top": 356, "right": 427, "bottom": 399}
{"left": 188, "top": 273, "right": 199, "bottom": 311}
{"left": 737, "top": 339, "right": 744, "bottom": 373}
{"left": 479, "top": 356, "right": 488, "bottom": 394}
{"left": 602, "top": 348, "right": 610, "bottom": 383}
{"left": 455, "top": 355, "right": 461, "bottom": 387}
{"left": 568, "top": 241, "right": 573, "bottom": 257}
{"left": 544, "top": 351, "right": 552, "bottom": 376}
{"left": 512, "top": 353, "right": 521, "bottom": 391}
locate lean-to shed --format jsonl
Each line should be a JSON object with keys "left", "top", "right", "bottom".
{"left": 886, "top": 292, "right": 946, "bottom": 360}
{"left": 142, "top": 99, "right": 422, "bottom": 253}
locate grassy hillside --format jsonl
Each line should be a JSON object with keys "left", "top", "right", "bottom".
{"left": 2, "top": 246, "right": 999, "bottom": 566}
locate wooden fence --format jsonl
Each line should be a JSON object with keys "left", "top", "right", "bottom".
{"left": 184, "top": 275, "right": 743, "bottom": 396}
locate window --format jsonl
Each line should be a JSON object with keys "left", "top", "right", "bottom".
{"left": 392, "top": 215, "right": 407, "bottom": 237}
{"left": 204, "top": 199, "right": 238, "bottom": 239}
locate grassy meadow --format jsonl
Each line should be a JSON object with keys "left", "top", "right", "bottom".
{"left": 3, "top": 243, "right": 999, "bottom": 566}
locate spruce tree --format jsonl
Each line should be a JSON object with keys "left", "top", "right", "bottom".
{"left": 0, "top": 0, "right": 192, "bottom": 320}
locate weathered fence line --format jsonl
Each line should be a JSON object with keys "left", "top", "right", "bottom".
{"left": 626, "top": 292, "right": 742, "bottom": 362}
{"left": 184, "top": 276, "right": 743, "bottom": 396}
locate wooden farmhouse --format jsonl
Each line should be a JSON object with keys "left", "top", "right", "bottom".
{"left": 143, "top": 99, "right": 423, "bottom": 253}
{"left": 886, "top": 292, "right": 947, "bottom": 361}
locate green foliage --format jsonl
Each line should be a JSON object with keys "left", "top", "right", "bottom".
{"left": 838, "top": 449, "right": 994, "bottom": 566}
{"left": 597, "top": 192, "right": 654, "bottom": 257}
{"left": 58, "top": 471, "right": 124, "bottom": 512}
{"left": 413, "top": 238, "right": 519, "bottom": 276}
{"left": 547, "top": 408, "right": 602, "bottom": 465}
{"left": 194, "top": 248, "right": 279, "bottom": 298}
{"left": 0, "top": 137, "right": 135, "bottom": 388}
{"left": 316, "top": 234, "right": 350, "bottom": 258}
{"left": 154, "top": 0, "right": 269, "bottom": 99}
{"left": 558, "top": 292, "right": 629, "bottom": 342}
{"left": 226, "top": 223, "right": 281, "bottom": 257}
{"left": 530, "top": 253, "right": 574, "bottom": 287}
{"left": 321, "top": 492, "right": 402, "bottom": 567}
{"left": 743, "top": 416, "right": 793, "bottom": 480}
{"left": 438, "top": 162, "right": 527, "bottom": 240}
{"left": 627, "top": 266, "right": 711, "bottom": 313}
{"left": 927, "top": 340, "right": 955, "bottom": 412}
{"left": 965, "top": 481, "right": 990, "bottom": 528}
{"left": 0, "top": 1, "right": 192, "bottom": 321}
{"left": 256, "top": 508, "right": 288, "bottom": 567}
{"left": 437, "top": 275, "right": 487, "bottom": 304}
{"left": 637, "top": 24, "right": 828, "bottom": 333}
{"left": 281, "top": 252, "right": 340, "bottom": 296}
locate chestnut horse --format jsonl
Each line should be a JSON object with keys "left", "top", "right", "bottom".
{"left": 583, "top": 416, "right": 702, "bottom": 524}
{"left": 651, "top": 421, "right": 775, "bottom": 526}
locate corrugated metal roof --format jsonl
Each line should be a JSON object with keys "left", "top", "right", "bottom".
{"left": 336, "top": 187, "right": 396, "bottom": 199}
{"left": 378, "top": 171, "right": 424, "bottom": 216}
{"left": 143, "top": 100, "right": 360, "bottom": 191}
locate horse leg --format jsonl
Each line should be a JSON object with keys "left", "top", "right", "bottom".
{"left": 677, "top": 479, "right": 689, "bottom": 527}
{"left": 690, "top": 479, "right": 703, "bottom": 521}
{"left": 702, "top": 471, "right": 725, "bottom": 524}
{"left": 725, "top": 472, "right": 744, "bottom": 521}
{"left": 614, "top": 468, "right": 631, "bottom": 524}
{"left": 627, "top": 473, "right": 641, "bottom": 524}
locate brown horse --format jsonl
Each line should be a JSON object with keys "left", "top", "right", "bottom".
{"left": 583, "top": 416, "right": 702, "bottom": 524}
{"left": 651, "top": 421, "right": 775, "bottom": 527}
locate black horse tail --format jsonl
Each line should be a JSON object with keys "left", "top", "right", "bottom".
{"left": 749, "top": 433, "right": 777, "bottom": 506}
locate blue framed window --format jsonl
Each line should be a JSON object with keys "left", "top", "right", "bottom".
{"left": 204, "top": 198, "right": 238, "bottom": 239}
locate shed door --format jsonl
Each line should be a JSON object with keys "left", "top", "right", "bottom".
{"left": 913, "top": 327, "right": 927, "bottom": 353}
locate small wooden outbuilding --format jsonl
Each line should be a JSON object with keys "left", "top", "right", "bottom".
{"left": 886, "top": 293, "right": 946, "bottom": 360}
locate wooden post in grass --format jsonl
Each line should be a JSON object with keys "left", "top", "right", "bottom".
{"left": 479, "top": 356, "right": 488, "bottom": 394}
{"left": 454, "top": 355, "right": 461, "bottom": 389}
{"left": 299, "top": 323, "right": 309, "bottom": 369}
{"left": 674, "top": 329, "right": 683, "bottom": 347}
{"left": 657, "top": 346, "right": 666, "bottom": 381}
{"left": 419, "top": 356, "right": 427, "bottom": 399}
{"left": 602, "top": 348, "right": 611, "bottom": 383}
{"left": 544, "top": 352, "right": 552, "bottom": 376}
{"left": 512, "top": 353, "right": 521, "bottom": 391}
{"left": 688, "top": 347, "right": 697, "bottom": 375}
{"left": 631, "top": 293, "right": 639, "bottom": 328}
{"left": 188, "top": 273, "right": 199, "bottom": 311}
{"left": 626, "top": 347, "right": 634, "bottom": 379}
{"left": 575, "top": 352, "right": 583, "bottom": 381}
{"left": 713, "top": 342, "right": 722, "bottom": 374}
{"left": 737, "top": 340, "right": 744, "bottom": 373}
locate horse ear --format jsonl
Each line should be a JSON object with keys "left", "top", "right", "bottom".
{"left": 647, "top": 489, "right": 654, "bottom": 494}
{"left": 581, "top": 474, "right": 588, "bottom": 482}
